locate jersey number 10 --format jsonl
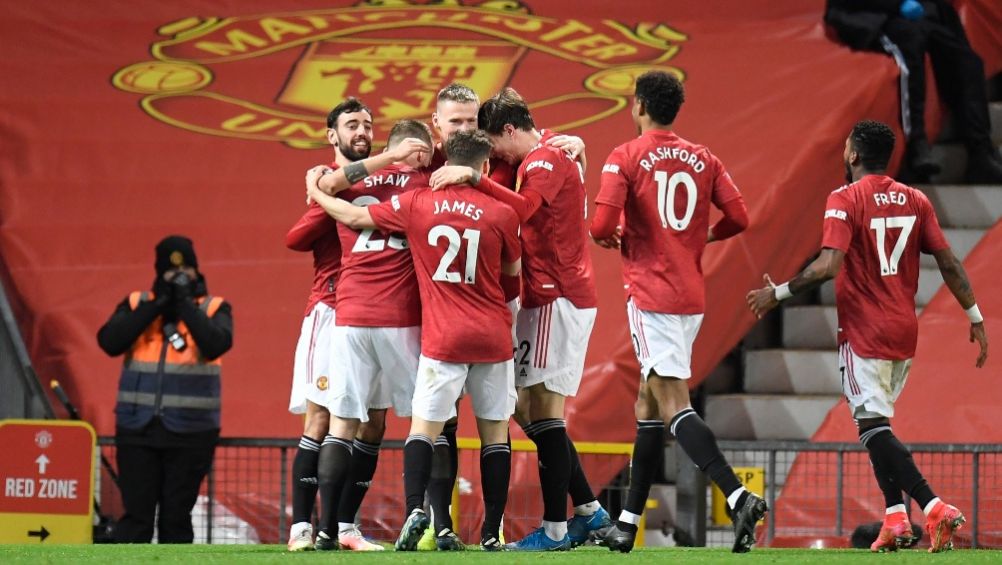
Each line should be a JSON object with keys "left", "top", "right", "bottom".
{"left": 869, "top": 215, "right": 916, "bottom": 276}
{"left": 655, "top": 170, "right": 697, "bottom": 231}
{"left": 429, "top": 225, "right": 481, "bottom": 284}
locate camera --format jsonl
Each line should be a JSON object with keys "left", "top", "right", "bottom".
{"left": 172, "top": 271, "right": 192, "bottom": 287}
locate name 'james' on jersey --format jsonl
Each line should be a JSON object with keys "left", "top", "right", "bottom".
{"left": 596, "top": 129, "right": 743, "bottom": 315}
{"left": 368, "top": 185, "right": 521, "bottom": 363}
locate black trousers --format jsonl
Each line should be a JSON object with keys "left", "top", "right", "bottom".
{"left": 113, "top": 419, "right": 218, "bottom": 543}
{"left": 883, "top": 0, "right": 992, "bottom": 151}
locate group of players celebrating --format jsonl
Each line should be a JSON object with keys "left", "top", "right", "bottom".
{"left": 284, "top": 69, "right": 987, "bottom": 554}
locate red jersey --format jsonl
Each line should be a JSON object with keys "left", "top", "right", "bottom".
{"left": 821, "top": 175, "right": 949, "bottom": 360}
{"left": 596, "top": 130, "right": 743, "bottom": 314}
{"left": 430, "top": 142, "right": 515, "bottom": 185}
{"left": 335, "top": 164, "right": 428, "bottom": 327}
{"left": 285, "top": 163, "right": 342, "bottom": 316}
{"left": 368, "top": 185, "right": 521, "bottom": 363}
{"left": 516, "top": 137, "right": 597, "bottom": 309}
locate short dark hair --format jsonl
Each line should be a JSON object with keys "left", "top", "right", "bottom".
{"left": 849, "top": 120, "right": 896, "bottom": 170}
{"left": 438, "top": 83, "right": 479, "bottom": 105}
{"left": 444, "top": 130, "right": 492, "bottom": 168}
{"left": 387, "top": 119, "right": 433, "bottom": 147}
{"left": 477, "top": 87, "right": 534, "bottom": 135}
{"left": 635, "top": 71, "right": 685, "bottom": 125}
{"left": 326, "top": 97, "right": 372, "bottom": 129}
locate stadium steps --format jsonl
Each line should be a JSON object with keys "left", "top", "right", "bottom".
{"left": 931, "top": 100, "right": 1002, "bottom": 184}
{"left": 708, "top": 181, "right": 1002, "bottom": 442}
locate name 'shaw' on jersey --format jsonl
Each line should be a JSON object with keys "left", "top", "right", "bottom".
{"left": 335, "top": 163, "right": 428, "bottom": 328}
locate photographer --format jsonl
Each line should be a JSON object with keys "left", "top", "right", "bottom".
{"left": 97, "top": 235, "right": 233, "bottom": 543}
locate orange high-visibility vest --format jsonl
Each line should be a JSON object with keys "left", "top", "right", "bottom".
{"left": 114, "top": 291, "right": 224, "bottom": 432}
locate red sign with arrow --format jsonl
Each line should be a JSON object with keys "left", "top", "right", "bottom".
{"left": 0, "top": 420, "right": 95, "bottom": 543}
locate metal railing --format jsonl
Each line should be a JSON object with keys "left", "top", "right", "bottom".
{"left": 0, "top": 277, "right": 53, "bottom": 420}
{"left": 94, "top": 437, "right": 1002, "bottom": 548}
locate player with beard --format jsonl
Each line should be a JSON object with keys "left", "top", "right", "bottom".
{"left": 297, "top": 105, "right": 429, "bottom": 551}
{"left": 748, "top": 120, "right": 988, "bottom": 553}
{"left": 307, "top": 120, "right": 431, "bottom": 550}
{"left": 307, "top": 130, "right": 521, "bottom": 552}
{"left": 285, "top": 97, "right": 372, "bottom": 551}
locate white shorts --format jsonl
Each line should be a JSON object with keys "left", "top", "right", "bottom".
{"left": 627, "top": 298, "right": 703, "bottom": 380}
{"left": 838, "top": 341, "right": 912, "bottom": 419}
{"left": 328, "top": 325, "right": 421, "bottom": 421}
{"left": 289, "top": 303, "right": 336, "bottom": 414}
{"left": 514, "top": 298, "right": 596, "bottom": 396}
{"left": 412, "top": 355, "right": 516, "bottom": 422}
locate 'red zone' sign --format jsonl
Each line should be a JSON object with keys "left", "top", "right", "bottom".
{"left": 0, "top": 420, "right": 95, "bottom": 544}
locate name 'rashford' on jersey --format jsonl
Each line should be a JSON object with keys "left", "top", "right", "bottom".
{"left": 335, "top": 163, "right": 429, "bottom": 327}
{"left": 596, "top": 129, "right": 743, "bottom": 314}
{"left": 516, "top": 136, "right": 597, "bottom": 309}
{"left": 822, "top": 174, "right": 949, "bottom": 360}
{"left": 368, "top": 185, "right": 521, "bottom": 363}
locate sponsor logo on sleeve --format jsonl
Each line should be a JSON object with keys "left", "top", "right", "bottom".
{"left": 391, "top": 194, "right": 401, "bottom": 211}
{"left": 602, "top": 163, "right": 620, "bottom": 174}
{"left": 525, "top": 160, "right": 554, "bottom": 173}
{"left": 824, "top": 209, "right": 847, "bottom": 221}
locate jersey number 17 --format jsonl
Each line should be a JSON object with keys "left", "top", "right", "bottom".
{"left": 869, "top": 215, "right": 916, "bottom": 276}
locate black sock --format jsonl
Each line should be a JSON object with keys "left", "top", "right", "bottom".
{"left": 403, "top": 434, "right": 435, "bottom": 514}
{"left": 316, "top": 436, "right": 353, "bottom": 535}
{"left": 336, "top": 439, "right": 380, "bottom": 525}
{"left": 480, "top": 443, "right": 511, "bottom": 542}
{"left": 291, "top": 436, "right": 321, "bottom": 524}
{"left": 866, "top": 448, "right": 904, "bottom": 509}
{"left": 427, "top": 422, "right": 458, "bottom": 532}
{"left": 619, "top": 420, "right": 664, "bottom": 532}
{"left": 670, "top": 409, "right": 743, "bottom": 498}
{"left": 528, "top": 419, "right": 572, "bottom": 523}
{"left": 567, "top": 437, "right": 596, "bottom": 507}
{"left": 860, "top": 424, "right": 935, "bottom": 509}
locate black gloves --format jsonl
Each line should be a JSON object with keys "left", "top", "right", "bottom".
{"left": 170, "top": 272, "right": 195, "bottom": 307}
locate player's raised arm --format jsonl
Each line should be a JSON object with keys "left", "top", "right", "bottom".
{"left": 310, "top": 138, "right": 430, "bottom": 196}
{"left": 306, "top": 176, "right": 377, "bottom": 230}
{"left": 931, "top": 248, "right": 988, "bottom": 367}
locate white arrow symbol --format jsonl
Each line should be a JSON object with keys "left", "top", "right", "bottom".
{"left": 35, "top": 454, "right": 49, "bottom": 475}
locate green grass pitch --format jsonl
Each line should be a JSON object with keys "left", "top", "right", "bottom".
{"left": 2, "top": 545, "right": 1001, "bottom": 564}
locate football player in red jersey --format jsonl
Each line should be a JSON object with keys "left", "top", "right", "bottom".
{"left": 301, "top": 117, "right": 429, "bottom": 550}
{"left": 308, "top": 130, "right": 521, "bottom": 552}
{"left": 422, "top": 83, "right": 600, "bottom": 549}
{"left": 438, "top": 88, "right": 604, "bottom": 552}
{"left": 285, "top": 97, "right": 372, "bottom": 552}
{"left": 748, "top": 120, "right": 988, "bottom": 553}
{"left": 591, "top": 71, "right": 764, "bottom": 553}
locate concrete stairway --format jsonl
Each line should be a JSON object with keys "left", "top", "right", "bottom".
{"left": 705, "top": 102, "right": 1002, "bottom": 443}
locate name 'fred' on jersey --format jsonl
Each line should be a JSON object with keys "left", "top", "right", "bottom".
{"left": 335, "top": 164, "right": 429, "bottom": 327}
{"left": 596, "top": 129, "right": 743, "bottom": 314}
{"left": 821, "top": 174, "right": 949, "bottom": 360}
